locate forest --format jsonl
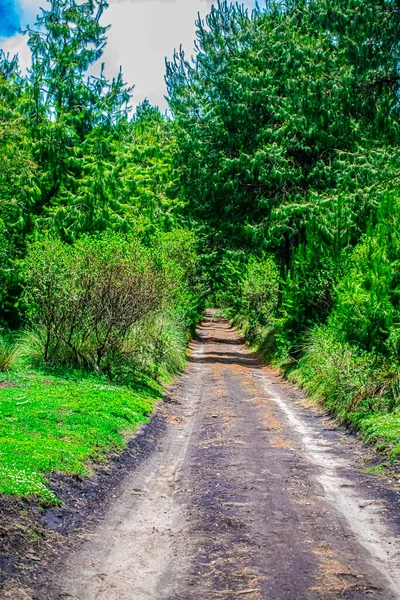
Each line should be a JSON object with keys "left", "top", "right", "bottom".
{"left": 0, "top": 0, "right": 400, "bottom": 504}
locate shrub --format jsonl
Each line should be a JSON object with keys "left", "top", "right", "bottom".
{"left": 228, "top": 254, "right": 279, "bottom": 356}
{"left": 154, "top": 229, "right": 205, "bottom": 331}
{"left": 240, "top": 256, "right": 279, "bottom": 335}
{"left": 21, "top": 237, "right": 78, "bottom": 362}
{"left": 21, "top": 230, "right": 203, "bottom": 380}
{"left": 22, "top": 234, "right": 164, "bottom": 372}
{"left": 75, "top": 235, "right": 163, "bottom": 370}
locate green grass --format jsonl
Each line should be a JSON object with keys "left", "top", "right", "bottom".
{"left": 362, "top": 464, "right": 387, "bottom": 476}
{"left": 350, "top": 410, "right": 400, "bottom": 459}
{"left": 0, "top": 367, "right": 162, "bottom": 505}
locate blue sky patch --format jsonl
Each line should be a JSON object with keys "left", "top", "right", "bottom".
{"left": 0, "top": 0, "right": 21, "bottom": 38}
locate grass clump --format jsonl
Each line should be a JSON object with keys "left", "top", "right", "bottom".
{"left": 286, "top": 325, "right": 400, "bottom": 457}
{"left": 0, "top": 368, "right": 161, "bottom": 504}
{"left": 0, "top": 334, "right": 18, "bottom": 372}
{"left": 351, "top": 411, "right": 400, "bottom": 460}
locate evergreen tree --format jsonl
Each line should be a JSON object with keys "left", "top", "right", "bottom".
{"left": 0, "top": 52, "right": 38, "bottom": 322}
{"left": 166, "top": 0, "right": 400, "bottom": 330}
{"left": 25, "top": 0, "right": 131, "bottom": 235}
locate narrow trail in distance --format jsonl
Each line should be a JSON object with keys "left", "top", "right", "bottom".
{"left": 56, "top": 311, "right": 400, "bottom": 600}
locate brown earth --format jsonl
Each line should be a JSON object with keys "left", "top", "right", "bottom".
{"left": 7, "top": 311, "right": 400, "bottom": 599}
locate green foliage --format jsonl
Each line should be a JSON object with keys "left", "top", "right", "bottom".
{"left": 330, "top": 194, "right": 400, "bottom": 356}
{"left": 20, "top": 229, "right": 203, "bottom": 378}
{"left": 288, "top": 324, "right": 400, "bottom": 455}
{"left": 1, "top": 1, "right": 179, "bottom": 255}
{"left": 164, "top": 0, "right": 400, "bottom": 454}
{"left": 43, "top": 104, "right": 179, "bottom": 241}
{"left": 166, "top": 0, "right": 400, "bottom": 287}
{"left": 16, "top": 328, "right": 51, "bottom": 368}
{"left": 128, "top": 312, "right": 188, "bottom": 381}
{"left": 289, "top": 326, "right": 397, "bottom": 416}
{"left": 218, "top": 253, "right": 279, "bottom": 356}
{"left": 22, "top": 234, "right": 165, "bottom": 370}
{"left": 240, "top": 257, "right": 279, "bottom": 332}
{"left": 155, "top": 228, "right": 206, "bottom": 329}
{"left": 0, "top": 60, "right": 38, "bottom": 322}
{"left": 355, "top": 412, "right": 400, "bottom": 460}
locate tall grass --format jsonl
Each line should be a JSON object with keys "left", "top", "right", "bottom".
{"left": 288, "top": 325, "right": 400, "bottom": 421}
{"left": 0, "top": 334, "right": 17, "bottom": 372}
{"left": 128, "top": 312, "right": 188, "bottom": 381}
{"left": 16, "top": 328, "right": 59, "bottom": 368}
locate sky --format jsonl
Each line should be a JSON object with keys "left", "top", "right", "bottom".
{"left": 0, "top": 0, "right": 257, "bottom": 111}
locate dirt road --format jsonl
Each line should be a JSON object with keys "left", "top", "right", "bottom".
{"left": 56, "top": 311, "right": 400, "bottom": 600}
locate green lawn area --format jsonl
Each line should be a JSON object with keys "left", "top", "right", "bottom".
{"left": 0, "top": 368, "right": 162, "bottom": 504}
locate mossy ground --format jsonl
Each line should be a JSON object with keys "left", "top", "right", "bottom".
{"left": 0, "top": 367, "right": 162, "bottom": 504}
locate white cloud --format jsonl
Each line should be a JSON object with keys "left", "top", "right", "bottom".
{"left": 1, "top": 0, "right": 257, "bottom": 111}
{"left": 0, "top": 32, "right": 31, "bottom": 67}
{"left": 104, "top": 0, "right": 212, "bottom": 110}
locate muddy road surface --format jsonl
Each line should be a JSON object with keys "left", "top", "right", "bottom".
{"left": 56, "top": 311, "right": 400, "bottom": 600}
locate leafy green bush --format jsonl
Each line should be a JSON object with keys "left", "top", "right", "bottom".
{"left": 155, "top": 229, "right": 205, "bottom": 331}
{"left": 21, "top": 230, "right": 203, "bottom": 381}
{"left": 209, "top": 250, "right": 248, "bottom": 310}
{"left": 330, "top": 195, "right": 400, "bottom": 357}
{"left": 22, "top": 234, "right": 165, "bottom": 372}
{"left": 240, "top": 256, "right": 279, "bottom": 335}
{"left": 224, "top": 254, "right": 280, "bottom": 357}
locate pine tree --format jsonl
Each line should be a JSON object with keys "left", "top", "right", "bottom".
{"left": 0, "top": 52, "right": 38, "bottom": 323}
{"left": 25, "top": 0, "right": 131, "bottom": 235}
{"left": 166, "top": 0, "right": 400, "bottom": 321}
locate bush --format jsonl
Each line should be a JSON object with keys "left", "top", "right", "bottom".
{"left": 240, "top": 256, "right": 279, "bottom": 335}
{"left": 21, "top": 230, "right": 203, "bottom": 381}
{"left": 22, "top": 234, "right": 165, "bottom": 372}
{"left": 226, "top": 254, "right": 279, "bottom": 357}
{"left": 155, "top": 229, "right": 205, "bottom": 331}
{"left": 212, "top": 250, "right": 248, "bottom": 310}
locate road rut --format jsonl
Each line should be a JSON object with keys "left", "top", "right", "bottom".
{"left": 57, "top": 311, "right": 400, "bottom": 600}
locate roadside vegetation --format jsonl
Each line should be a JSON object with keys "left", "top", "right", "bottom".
{"left": 1, "top": 0, "right": 400, "bottom": 506}
{"left": 0, "top": 0, "right": 205, "bottom": 503}
{"left": 165, "top": 0, "right": 400, "bottom": 457}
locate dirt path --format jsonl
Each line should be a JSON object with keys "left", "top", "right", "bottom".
{"left": 56, "top": 311, "right": 400, "bottom": 600}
